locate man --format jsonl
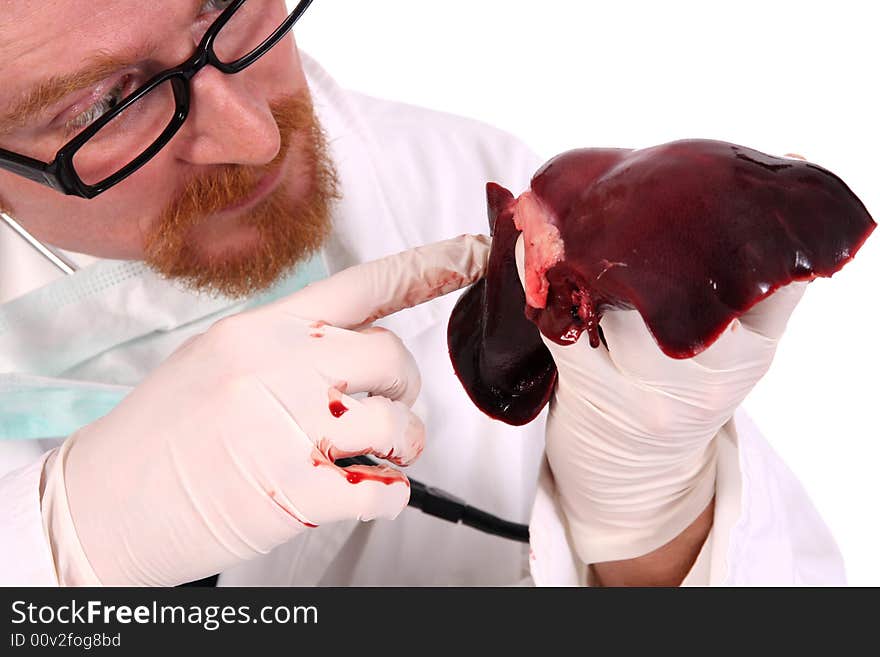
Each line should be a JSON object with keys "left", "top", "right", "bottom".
{"left": 0, "top": 1, "right": 845, "bottom": 586}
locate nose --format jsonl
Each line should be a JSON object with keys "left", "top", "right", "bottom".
{"left": 173, "top": 66, "right": 281, "bottom": 167}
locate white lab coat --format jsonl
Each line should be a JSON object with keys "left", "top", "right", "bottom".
{"left": 0, "top": 54, "right": 846, "bottom": 586}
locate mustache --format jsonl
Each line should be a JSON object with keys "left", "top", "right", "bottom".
{"left": 142, "top": 91, "right": 339, "bottom": 299}
{"left": 158, "top": 95, "right": 313, "bottom": 225}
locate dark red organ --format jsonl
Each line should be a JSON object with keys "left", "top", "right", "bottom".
{"left": 448, "top": 139, "right": 876, "bottom": 426}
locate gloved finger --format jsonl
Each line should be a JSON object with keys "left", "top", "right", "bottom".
{"left": 689, "top": 315, "right": 778, "bottom": 377}
{"left": 330, "top": 463, "right": 411, "bottom": 523}
{"left": 737, "top": 281, "right": 808, "bottom": 340}
{"left": 278, "top": 234, "right": 491, "bottom": 329}
{"left": 597, "top": 302, "right": 776, "bottom": 382}
{"left": 598, "top": 308, "right": 686, "bottom": 380}
{"left": 271, "top": 395, "right": 411, "bottom": 526}
{"left": 300, "top": 455, "right": 411, "bottom": 524}
{"left": 315, "top": 326, "right": 422, "bottom": 405}
{"left": 513, "top": 233, "right": 529, "bottom": 297}
{"left": 319, "top": 394, "right": 426, "bottom": 467}
{"left": 593, "top": 306, "right": 773, "bottom": 414}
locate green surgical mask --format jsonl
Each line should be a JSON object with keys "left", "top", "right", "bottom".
{"left": 0, "top": 375, "right": 130, "bottom": 440}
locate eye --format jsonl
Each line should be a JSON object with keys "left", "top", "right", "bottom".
{"left": 63, "top": 78, "right": 130, "bottom": 135}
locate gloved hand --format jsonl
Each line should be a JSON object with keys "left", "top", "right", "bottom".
{"left": 515, "top": 235, "right": 806, "bottom": 565}
{"left": 41, "top": 235, "right": 490, "bottom": 586}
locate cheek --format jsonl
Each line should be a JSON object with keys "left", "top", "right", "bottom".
{"left": 250, "top": 33, "right": 307, "bottom": 95}
{"left": 0, "top": 160, "right": 176, "bottom": 260}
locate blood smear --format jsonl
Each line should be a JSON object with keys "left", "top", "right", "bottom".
{"left": 343, "top": 465, "right": 409, "bottom": 487}
{"left": 329, "top": 400, "right": 348, "bottom": 418}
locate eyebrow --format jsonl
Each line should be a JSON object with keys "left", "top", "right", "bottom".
{"left": 0, "top": 43, "right": 158, "bottom": 136}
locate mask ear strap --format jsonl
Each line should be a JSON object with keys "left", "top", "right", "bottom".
{"left": 0, "top": 210, "right": 79, "bottom": 276}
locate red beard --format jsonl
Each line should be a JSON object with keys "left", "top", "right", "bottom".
{"left": 143, "top": 91, "right": 338, "bottom": 298}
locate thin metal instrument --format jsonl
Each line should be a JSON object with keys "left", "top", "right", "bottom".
{"left": 0, "top": 210, "right": 79, "bottom": 275}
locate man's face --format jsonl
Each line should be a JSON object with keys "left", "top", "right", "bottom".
{"left": 0, "top": 1, "right": 337, "bottom": 297}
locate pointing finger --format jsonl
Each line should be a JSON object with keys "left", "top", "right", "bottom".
{"left": 279, "top": 234, "right": 491, "bottom": 328}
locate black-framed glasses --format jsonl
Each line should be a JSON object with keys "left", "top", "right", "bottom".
{"left": 0, "top": 0, "right": 314, "bottom": 199}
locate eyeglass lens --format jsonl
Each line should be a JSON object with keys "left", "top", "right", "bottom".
{"left": 72, "top": 80, "right": 177, "bottom": 186}
{"left": 73, "top": 0, "right": 298, "bottom": 187}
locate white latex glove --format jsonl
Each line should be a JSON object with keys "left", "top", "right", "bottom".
{"left": 41, "top": 235, "right": 490, "bottom": 587}
{"left": 515, "top": 235, "right": 806, "bottom": 565}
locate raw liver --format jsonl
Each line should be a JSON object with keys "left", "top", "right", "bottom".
{"left": 448, "top": 139, "right": 876, "bottom": 426}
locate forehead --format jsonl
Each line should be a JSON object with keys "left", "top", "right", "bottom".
{"left": 0, "top": 1, "right": 195, "bottom": 99}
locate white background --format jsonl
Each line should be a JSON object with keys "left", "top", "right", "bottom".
{"left": 294, "top": 0, "right": 879, "bottom": 584}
